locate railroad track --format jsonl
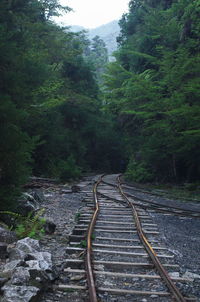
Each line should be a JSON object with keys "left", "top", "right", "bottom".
{"left": 101, "top": 179, "right": 200, "bottom": 219}
{"left": 58, "top": 174, "right": 197, "bottom": 301}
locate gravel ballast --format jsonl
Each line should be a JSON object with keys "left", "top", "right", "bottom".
{"left": 35, "top": 176, "right": 200, "bottom": 301}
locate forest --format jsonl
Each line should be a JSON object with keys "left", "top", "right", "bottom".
{"left": 0, "top": 0, "right": 199, "bottom": 211}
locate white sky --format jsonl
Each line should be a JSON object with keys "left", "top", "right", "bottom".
{"left": 56, "top": 0, "right": 130, "bottom": 29}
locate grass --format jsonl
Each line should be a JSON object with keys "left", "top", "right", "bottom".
{"left": 142, "top": 183, "right": 200, "bottom": 203}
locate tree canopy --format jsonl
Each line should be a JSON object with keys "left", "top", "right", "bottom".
{"left": 0, "top": 0, "right": 199, "bottom": 211}
{"left": 104, "top": 0, "right": 200, "bottom": 183}
{"left": 0, "top": 0, "right": 122, "bottom": 210}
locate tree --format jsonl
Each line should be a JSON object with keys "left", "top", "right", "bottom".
{"left": 104, "top": 0, "right": 200, "bottom": 182}
{"left": 0, "top": 0, "right": 123, "bottom": 211}
{"left": 84, "top": 35, "right": 109, "bottom": 84}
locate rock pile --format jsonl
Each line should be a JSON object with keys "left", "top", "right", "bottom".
{"left": 0, "top": 237, "right": 55, "bottom": 302}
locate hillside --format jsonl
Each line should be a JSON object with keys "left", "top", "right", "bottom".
{"left": 70, "top": 20, "right": 120, "bottom": 59}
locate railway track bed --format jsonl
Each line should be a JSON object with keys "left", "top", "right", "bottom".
{"left": 38, "top": 174, "right": 200, "bottom": 302}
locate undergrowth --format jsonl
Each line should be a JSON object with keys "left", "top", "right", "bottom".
{"left": 0, "top": 209, "right": 46, "bottom": 239}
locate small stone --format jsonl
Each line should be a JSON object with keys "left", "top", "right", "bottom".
{"left": 182, "top": 271, "right": 200, "bottom": 281}
{"left": 142, "top": 299, "right": 147, "bottom": 302}
{"left": 104, "top": 280, "right": 113, "bottom": 286}
{"left": 150, "top": 295, "right": 158, "bottom": 298}
{"left": 169, "top": 272, "right": 180, "bottom": 278}
{"left": 70, "top": 274, "right": 85, "bottom": 281}
{"left": 93, "top": 264, "right": 104, "bottom": 271}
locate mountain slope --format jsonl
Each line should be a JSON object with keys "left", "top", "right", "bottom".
{"left": 70, "top": 20, "right": 120, "bottom": 59}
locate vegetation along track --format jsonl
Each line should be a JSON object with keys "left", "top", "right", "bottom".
{"left": 57, "top": 174, "right": 198, "bottom": 301}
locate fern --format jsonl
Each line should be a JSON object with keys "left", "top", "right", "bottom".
{"left": 0, "top": 209, "right": 46, "bottom": 239}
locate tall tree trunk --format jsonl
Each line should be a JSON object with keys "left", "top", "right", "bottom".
{"left": 172, "top": 154, "right": 177, "bottom": 181}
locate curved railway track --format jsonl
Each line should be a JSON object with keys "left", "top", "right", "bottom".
{"left": 58, "top": 174, "right": 197, "bottom": 301}
{"left": 101, "top": 179, "right": 200, "bottom": 219}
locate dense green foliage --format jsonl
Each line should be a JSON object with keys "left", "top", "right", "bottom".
{"left": 0, "top": 210, "right": 46, "bottom": 239}
{"left": 0, "top": 0, "right": 199, "bottom": 213}
{"left": 104, "top": 0, "right": 200, "bottom": 183}
{"left": 0, "top": 0, "right": 122, "bottom": 210}
{"left": 80, "top": 34, "right": 108, "bottom": 84}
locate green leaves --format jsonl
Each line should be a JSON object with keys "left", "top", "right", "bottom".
{"left": 104, "top": 0, "right": 200, "bottom": 182}
{"left": 0, "top": 0, "right": 124, "bottom": 211}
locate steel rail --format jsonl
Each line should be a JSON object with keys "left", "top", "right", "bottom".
{"left": 120, "top": 181, "right": 200, "bottom": 203}
{"left": 101, "top": 179, "right": 200, "bottom": 218}
{"left": 99, "top": 190, "right": 200, "bottom": 218}
{"left": 117, "top": 175, "right": 187, "bottom": 302}
{"left": 85, "top": 176, "right": 103, "bottom": 302}
{"left": 123, "top": 191, "right": 200, "bottom": 216}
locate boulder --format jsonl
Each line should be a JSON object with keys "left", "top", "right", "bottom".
{"left": 11, "top": 267, "right": 30, "bottom": 285}
{"left": 15, "top": 238, "right": 40, "bottom": 254}
{"left": 17, "top": 193, "right": 40, "bottom": 216}
{"left": 1, "top": 238, "right": 55, "bottom": 301}
{"left": 8, "top": 238, "right": 40, "bottom": 261}
{"left": 8, "top": 246, "right": 26, "bottom": 261}
{"left": 1, "top": 285, "right": 39, "bottom": 302}
{"left": 3, "top": 260, "right": 24, "bottom": 277}
{"left": 30, "top": 190, "right": 45, "bottom": 204}
{"left": 26, "top": 251, "right": 54, "bottom": 281}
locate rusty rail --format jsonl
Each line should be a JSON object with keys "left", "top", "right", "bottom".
{"left": 117, "top": 175, "right": 187, "bottom": 302}
{"left": 102, "top": 179, "right": 200, "bottom": 218}
{"left": 85, "top": 176, "right": 102, "bottom": 302}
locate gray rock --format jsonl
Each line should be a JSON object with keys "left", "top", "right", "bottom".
{"left": 1, "top": 237, "right": 55, "bottom": 302}
{"left": 28, "top": 251, "right": 50, "bottom": 260}
{"left": 26, "top": 251, "right": 54, "bottom": 281}
{"left": 31, "top": 190, "right": 45, "bottom": 203}
{"left": 182, "top": 271, "right": 200, "bottom": 281}
{"left": 169, "top": 272, "right": 180, "bottom": 278}
{"left": 17, "top": 193, "right": 40, "bottom": 216}
{"left": 70, "top": 274, "right": 85, "bottom": 281}
{"left": 2, "top": 285, "right": 39, "bottom": 302}
{"left": 0, "top": 227, "right": 17, "bottom": 244}
{"left": 26, "top": 259, "right": 49, "bottom": 272}
{"left": 3, "top": 260, "right": 24, "bottom": 275}
{"left": 16, "top": 238, "right": 40, "bottom": 254}
{"left": 8, "top": 246, "right": 26, "bottom": 261}
{"left": 8, "top": 238, "right": 40, "bottom": 261}
{"left": 11, "top": 267, "right": 30, "bottom": 285}
{"left": 93, "top": 264, "right": 104, "bottom": 271}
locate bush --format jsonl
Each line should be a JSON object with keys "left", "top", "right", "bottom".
{"left": 0, "top": 99, "right": 34, "bottom": 211}
{"left": 0, "top": 210, "right": 46, "bottom": 239}
{"left": 125, "top": 157, "right": 153, "bottom": 183}
{"left": 59, "top": 155, "right": 82, "bottom": 181}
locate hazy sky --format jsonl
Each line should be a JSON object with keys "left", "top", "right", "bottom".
{"left": 57, "top": 0, "right": 130, "bottom": 29}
